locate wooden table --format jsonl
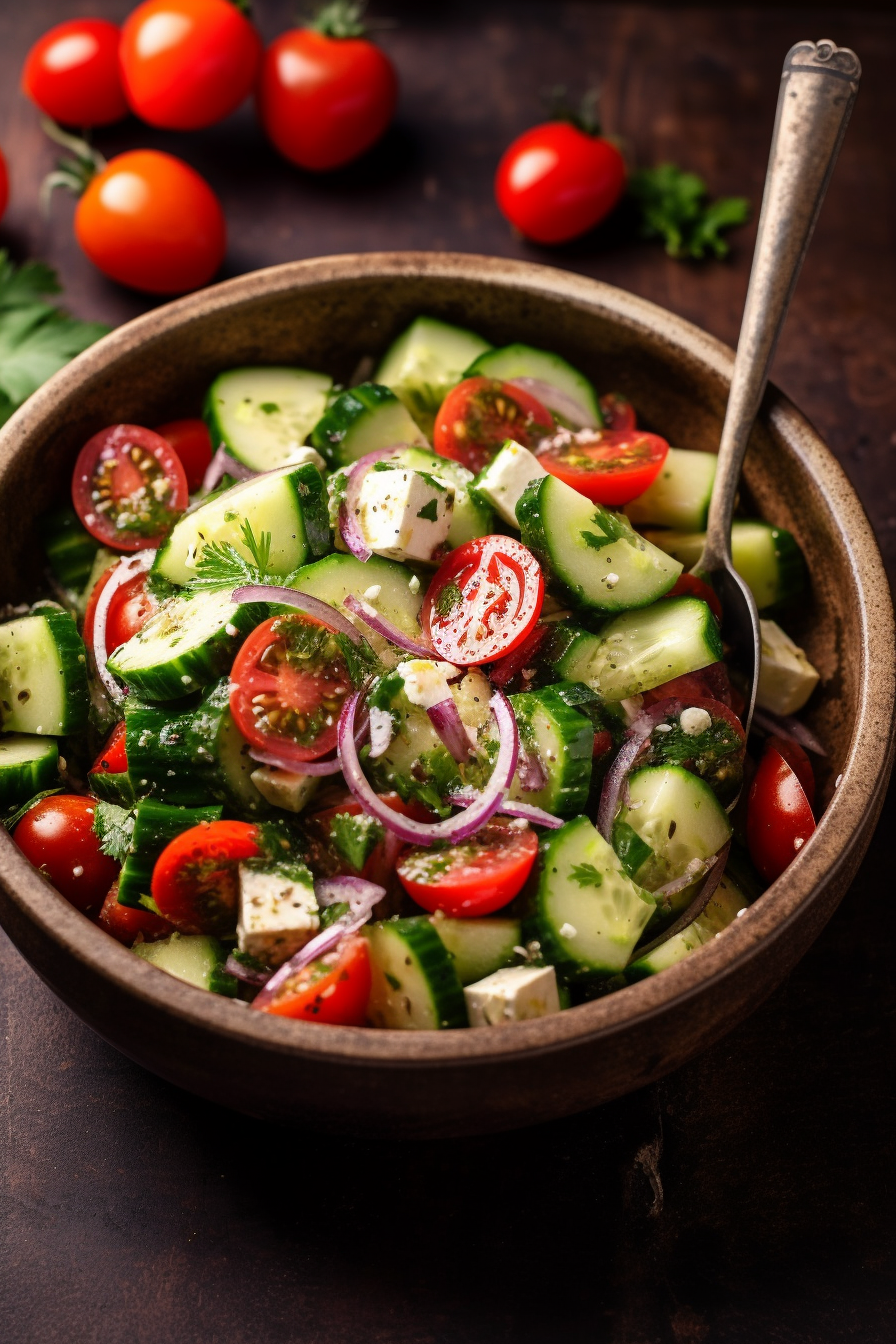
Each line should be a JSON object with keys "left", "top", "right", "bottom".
{"left": 2, "top": 4, "right": 895, "bottom": 1339}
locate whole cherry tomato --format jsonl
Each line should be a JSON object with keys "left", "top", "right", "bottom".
{"left": 74, "top": 150, "right": 226, "bottom": 294}
{"left": 257, "top": 11, "right": 398, "bottom": 171}
{"left": 0, "top": 147, "right": 7, "bottom": 223}
{"left": 14, "top": 795, "right": 120, "bottom": 914}
{"left": 21, "top": 18, "right": 127, "bottom": 127}
{"left": 119, "top": 0, "right": 262, "bottom": 131}
{"left": 746, "top": 745, "right": 816, "bottom": 884}
{"left": 155, "top": 419, "right": 214, "bottom": 493}
{"left": 151, "top": 820, "right": 261, "bottom": 936}
{"left": 496, "top": 120, "right": 627, "bottom": 245}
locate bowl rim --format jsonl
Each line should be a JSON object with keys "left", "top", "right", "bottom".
{"left": 0, "top": 250, "right": 893, "bottom": 1067}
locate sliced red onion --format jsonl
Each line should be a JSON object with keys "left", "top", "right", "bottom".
{"left": 202, "top": 446, "right": 256, "bottom": 494}
{"left": 632, "top": 842, "right": 731, "bottom": 960}
{"left": 343, "top": 592, "right": 435, "bottom": 657}
{"left": 231, "top": 585, "right": 362, "bottom": 643}
{"left": 91, "top": 550, "right": 154, "bottom": 703}
{"left": 248, "top": 748, "right": 344, "bottom": 776}
{"left": 752, "top": 706, "right": 827, "bottom": 756}
{"left": 368, "top": 705, "right": 394, "bottom": 759}
{"left": 427, "top": 696, "right": 475, "bottom": 762}
{"left": 597, "top": 698, "right": 682, "bottom": 841}
{"left": 338, "top": 499, "right": 373, "bottom": 562}
{"left": 314, "top": 875, "right": 386, "bottom": 908}
{"left": 447, "top": 788, "right": 563, "bottom": 829}
{"left": 518, "top": 747, "right": 548, "bottom": 793}
{"left": 508, "top": 377, "right": 598, "bottom": 430}
{"left": 338, "top": 686, "right": 519, "bottom": 846}
{"left": 224, "top": 954, "right": 271, "bottom": 987}
{"left": 340, "top": 443, "right": 415, "bottom": 560}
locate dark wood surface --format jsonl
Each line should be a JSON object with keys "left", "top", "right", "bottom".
{"left": 1, "top": 4, "right": 895, "bottom": 1340}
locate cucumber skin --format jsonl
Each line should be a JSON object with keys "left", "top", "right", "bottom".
{"left": 40, "top": 505, "right": 98, "bottom": 593}
{"left": 292, "top": 462, "right": 332, "bottom": 560}
{"left": 117, "top": 799, "right": 223, "bottom": 908}
{"left": 0, "top": 609, "right": 90, "bottom": 736}
{"left": 107, "top": 599, "right": 267, "bottom": 702}
{"left": 88, "top": 770, "right": 135, "bottom": 808}
{"left": 509, "top": 685, "right": 593, "bottom": 816}
{"left": 465, "top": 343, "right": 602, "bottom": 424}
{"left": 310, "top": 383, "right": 424, "bottom": 468}
{"left": 0, "top": 738, "right": 59, "bottom": 810}
{"left": 365, "top": 918, "right": 468, "bottom": 1029}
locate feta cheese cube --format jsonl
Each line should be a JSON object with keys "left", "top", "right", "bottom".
{"left": 464, "top": 964, "right": 561, "bottom": 1027}
{"left": 757, "top": 619, "right": 820, "bottom": 715}
{"left": 474, "top": 440, "right": 548, "bottom": 526}
{"left": 237, "top": 861, "right": 319, "bottom": 967}
{"left": 355, "top": 466, "right": 454, "bottom": 562}
{"left": 250, "top": 766, "right": 320, "bottom": 814}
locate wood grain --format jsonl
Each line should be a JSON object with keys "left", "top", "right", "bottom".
{"left": 1, "top": 4, "right": 895, "bottom": 1341}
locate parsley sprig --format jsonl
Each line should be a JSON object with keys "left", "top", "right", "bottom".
{"left": 629, "top": 165, "right": 749, "bottom": 261}
{"left": 187, "top": 519, "right": 275, "bottom": 592}
{"left": 92, "top": 801, "right": 135, "bottom": 864}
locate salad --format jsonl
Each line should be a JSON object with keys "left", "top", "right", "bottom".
{"left": 1, "top": 315, "right": 823, "bottom": 1030}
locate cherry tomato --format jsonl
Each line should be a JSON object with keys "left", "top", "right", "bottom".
{"left": 90, "top": 721, "right": 128, "bottom": 778}
{"left": 537, "top": 426, "right": 669, "bottom": 507}
{"left": 119, "top": 0, "right": 261, "bottom": 131}
{"left": 434, "top": 377, "right": 553, "bottom": 475}
{"left": 75, "top": 150, "right": 226, "bottom": 295}
{"left": 151, "top": 820, "right": 261, "bottom": 935}
{"left": 488, "top": 623, "right": 550, "bottom": 690}
{"left": 495, "top": 120, "right": 626, "bottom": 245}
{"left": 258, "top": 934, "right": 371, "bottom": 1024}
{"left": 107, "top": 571, "right": 159, "bottom": 652}
{"left": 14, "top": 795, "right": 119, "bottom": 914}
{"left": 230, "top": 612, "right": 354, "bottom": 767}
{"left": 422, "top": 535, "right": 544, "bottom": 666}
{"left": 665, "top": 572, "right": 723, "bottom": 622}
{"left": 98, "top": 883, "right": 172, "bottom": 946}
{"left": 0, "top": 147, "right": 7, "bottom": 222}
{"left": 747, "top": 745, "right": 816, "bottom": 884}
{"left": 72, "top": 424, "right": 188, "bottom": 551}
{"left": 305, "top": 794, "right": 434, "bottom": 889}
{"left": 765, "top": 735, "right": 815, "bottom": 808}
{"left": 593, "top": 729, "right": 614, "bottom": 758}
{"left": 155, "top": 418, "right": 214, "bottom": 493}
{"left": 642, "top": 662, "right": 735, "bottom": 713}
{"left": 21, "top": 18, "right": 127, "bottom": 127}
{"left": 599, "top": 392, "right": 637, "bottom": 432}
{"left": 257, "top": 20, "right": 398, "bottom": 172}
{"left": 397, "top": 819, "right": 539, "bottom": 917}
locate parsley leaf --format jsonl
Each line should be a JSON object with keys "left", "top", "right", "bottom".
{"left": 335, "top": 631, "right": 381, "bottom": 687}
{"left": 187, "top": 519, "right": 274, "bottom": 592}
{"left": 629, "top": 165, "right": 749, "bottom": 261}
{"left": 570, "top": 862, "right": 604, "bottom": 888}
{"left": 92, "top": 800, "right": 135, "bottom": 864}
{"left": 330, "top": 811, "right": 384, "bottom": 872}
{"left": 435, "top": 579, "right": 463, "bottom": 618}
{"left": 581, "top": 529, "right": 615, "bottom": 551}
{"left": 417, "top": 498, "right": 439, "bottom": 522}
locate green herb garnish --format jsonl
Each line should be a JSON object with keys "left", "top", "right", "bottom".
{"left": 570, "top": 862, "right": 603, "bottom": 888}
{"left": 629, "top": 165, "right": 749, "bottom": 261}
{"left": 92, "top": 800, "right": 135, "bottom": 864}
{"left": 435, "top": 579, "right": 463, "bottom": 618}
{"left": 330, "top": 811, "right": 384, "bottom": 872}
{"left": 187, "top": 519, "right": 274, "bottom": 592}
{"left": 417, "top": 498, "right": 439, "bottom": 522}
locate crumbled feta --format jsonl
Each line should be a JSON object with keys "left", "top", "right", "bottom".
{"left": 408, "top": 574, "right": 420, "bottom": 594}
{"left": 363, "top": 584, "right": 382, "bottom": 601}
{"left": 72, "top": 865, "right": 84, "bottom": 878}
{"left": 680, "top": 706, "right": 712, "bottom": 736}
{"left": 559, "top": 922, "right": 578, "bottom": 939}
{"left": 398, "top": 658, "right": 461, "bottom": 711}
{"left": 249, "top": 766, "right": 320, "bottom": 814}
{"left": 474, "top": 440, "right": 548, "bottom": 526}
{"left": 354, "top": 467, "right": 454, "bottom": 563}
{"left": 237, "top": 861, "right": 320, "bottom": 967}
{"left": 464, "top": 964, "right": 561, "bottom": 1027}
{"left": 756, "top": 619, "right": 820, "bottom": 715}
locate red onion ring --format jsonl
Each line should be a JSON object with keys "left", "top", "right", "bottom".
{"left": 91, "top": 550, "right": 154, "bottom": 703}
{"left": 248, "top": 749, "right": 344, "bottom": 776}
{"left": 508, "top": 376, "right": 598, "bottom": 429}
{"left": 631, "top": 842, "right": 731, "bottom": 960}
{"left": 596, "top": 698, "right": 683, "bottom": 841}
{"left": 202, "top": 446, "right": 256, "bottom": 494}
{"left": 752, "top": 706, "right": 827, "bottom": 756}
{"left": 338, "top": 686, "right": 519, "bottom": 846}
{"left": 231, "top": 585, "right": 362, "bottom": 643}
{"left": 224, "top": 954, "right": 271, "bottom": 986}
{"left": 339, "top": 444, "right": 416, "bottom": 559}
{"left": 343, "top": 592, "right": 435, "bottom": 657}
{"left": 447, "top": 788, "right": 564, "bottom": 829}
{"left": 314, "top": 875, "right": 386, "bottom": 908}
{"left": 426, "top": 696, "right": 475, "bottom": 762}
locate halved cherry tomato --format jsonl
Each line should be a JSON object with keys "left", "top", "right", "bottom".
{"left": 599, "top": 392, "right": 637, "bottom": 432}
{"left": 72, "top": 424, "right": 188, "bottom": 551}
{"left": 258, "top": 935, "right": 371, "bottom": 1024}
{"left": 155, "top": 419, "right": 214, "bottom": 493}
{"left": 537, "top": 427, "right": 669, "bottom": 506}
{"left": 765, "top": 735, "right": 815, "bottom": 807}
{"left": 21, "top": 18, "right": 128, "bottom": 127}
{"left": 422, "top": 535, "right": 544, "bottom": 666}
{"left": 665, "top": 572, "right": 723, "bottom": 622}
{"left": 434, "top": 377, "right": 554, "bottom": 475}
{"left": 14, "top": 795, "right": 119, "bottom": 914}
{"left": 151, "top": 820, "right": 261, "bottom": 935}
{"left": 747, "top": 745, "right": 816, "bottom": 883}
{"left": 98, "top": 883, "right": 172, "bottom": 946}
{"left": 397, "top": 819, "right": 539, "bottom": 917}
{"left": 230, "top": 612, "right": 353, "bottom": 767}
{"left": 83, "top": 563, "right": 158, "bottom": 658}
{"left": 495, "top": 120, "right": 627, "bottom": 245}
{"left": 642, "top": 662, "right": 735, "bottom": 713}
{"left": 90, "top": 721, "right": 128, "bottom": 778}
{"left": 488, "top": 623, "right": 550, "bottom": 690}
{"left": 641, "top": 696, "right": 746, "bottom": 805}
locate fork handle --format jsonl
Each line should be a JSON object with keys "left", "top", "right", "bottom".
{"left": 700, "top": 39, "right": 861, "bottom": 572}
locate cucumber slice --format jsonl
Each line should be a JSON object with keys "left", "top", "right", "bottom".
{"left": 557, "top": 597, "right": 722, "bottom": 702}
{"left": 117, "top": 799, "right": 223, "bottom": 909}
{"left": 204, "top": 366, "right": 332, "bottom": 472}
{"left": 133, "top": 932, "right": 237, "bottom": 996}
{"left": 626, "top": 872, "right": 748, "bottom": 980}
{"left": 364, "top": 917, "right": 467, "bottom": 1028}
{"left": 88, "top": 770, "right": 135, "bottom": 807}
{"left": 0, "top": 734, "right": 59, "bottom": 810}
{"left": 286, "top": 552, "right": 423, "bottom": 668}
{"left": 465, "top": 343, "right": 601, "bottom": 425}
{"left": 310, "top": 382, "right": 427, "bottom": 468}
{"left": 531, "top": 815, "right": 655, "bottom": 976}
{"left": 508, "top": 685, "right": 593, "bottom": 816}
{"left": 616, "top": 764, "right": 732, "bottom": 896}
{"left": 40, "top": 505, "right": 98, "bottom": 595}
{"left": 626, "top": 448, "right": 717, "bottom": 531}
{"left": 0, "top": 609, "right": 88, "bottom": 736}
{"left": 428, "top": 913, "right": 522, "bottom": 985}
{"left": 152, "top": 462, "right": 329, "bottom": 586}
{"left": 374, "top": 316, "right": 492, "bottom": 434}
{"left": 107, "top": 590, "right": 267, "bottom": 701}
{"left": 518, "top": 474, "right": 681, "bottom": 612}
{"left": 640, "top": 519, "right": 806, "bottom": 610}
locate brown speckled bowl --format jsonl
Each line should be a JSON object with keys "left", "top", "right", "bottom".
{"left": 0, "top": 253, "right": 892, "bottom": 1138}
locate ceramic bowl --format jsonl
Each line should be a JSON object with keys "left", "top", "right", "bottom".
{"left": 0, "top": 253, "right": 892, "bottom": 1138}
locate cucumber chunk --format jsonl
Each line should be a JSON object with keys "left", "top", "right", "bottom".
{"left": 508, "top": 685, "right": 593, "bottom": 816}
{"left": 88, "top": 770, "right": 135, "bottom": 807}
{"left": 40, "top": 505, "right": 98, "bottom": 595}
{"left": 0, "top": 734, "right": 59, "bottom": 810}
{"left": 640, "top": 519, "right": 806, "bottom": 610}
{"left": 465, "top": 343, "right": 601, "bottom": 425}
{"left": 204, "top": 366, "right": 333, "bottom": 472}
{"left": 365, "top": 917, "right": 467, "bottom": 1028}
{"left": 518, "top": 473, "right": 681, "bottom": 612}
{"left": 310, "top": 382, "right": 427, "bottom": 468}
{"left": 107, "top": 590, "right": 267, "bottom": 701}
{"left": 152, "top": 462, "right": 329, "bottom": 586}
{"left": 428, "top": 913, "right": 521, "bottom": 985}
{"left": 286, "top": 552, "right": 423, "bottom": 668}
{"left": 133, "top": 932, "right": 237, "bottom": 996}
{"left": 626, "top": 872, "right": 748, "bottom": 979}
{"left": 626, "top": 447, "right": 717, "bottom": 531}
{"left": 117, "top": 799, "right": 223, "bottom": 908}
{"left": 0, "top": 609, "right": 88, "bottom": 736}
{"left": 616, "top": 764, "right": 732, "bottom": 897}
{"left": 531, "top": 815, "right": 655, "bottom": 976}
{"left": 374, "top": 316, "right": 492, "bottom": 434}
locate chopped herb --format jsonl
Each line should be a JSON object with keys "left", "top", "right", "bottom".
{"left": 335, "top": 631, "right": 381, "bottom": 687}
{"left": 259, "top": 402, "right": 280, "bottom": 414}
{"left": 92, "top": 800, "right": 135, "bottom": 864}
{"left": 417, "top": 498, "right": 439, "bottom": 522}
{"left": 320, "top": 901, "right": 350, "bottom": 929}
{"left": 570, "top": 861, "right": 603, "bottom": 888}
{"left": 384, "top": 971, "right": 402, "bottom": 991}
{"left": 435, "top": 579, "right": 463, "bottom": 618}
{"left": 629, "top": 164, "right": 749, "bottom": 261}
{"left": 330, "top": 811, "right": 384, "bottom": 872}
{"left": 187, "top": 519, "right": 273, "bottom": 592}
{"left": 612, "top": 820, "right": 653, "bottom": 878}
{"left": 416, "top": 471, "right": 447, "bottom": 493}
